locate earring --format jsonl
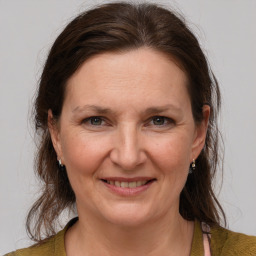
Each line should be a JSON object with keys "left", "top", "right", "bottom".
{"left": 192, "top": 159, "right": 196, "bottom": 170}
{"left": 57, "top": 159, "right": 65, "bottom": 171}
{"left": 189, "top": 159, "right": 196, "bottom": 174}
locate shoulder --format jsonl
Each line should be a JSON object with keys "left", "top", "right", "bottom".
{"left": 4, "top": 228, "right": 66, "bottom": 256}
{"left": 4, "top": 217, "right": 77, "bottom": 256}
{"left": 211, "top": 225, "right": 256, "bottom": 255}
{"left": 3, "top": 237, "right": 56, "bottom": 256}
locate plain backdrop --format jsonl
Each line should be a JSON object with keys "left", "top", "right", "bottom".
{"left": 0, "top": 0, "right": 256, "bottom": 254}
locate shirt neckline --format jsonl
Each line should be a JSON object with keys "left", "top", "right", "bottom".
{"left": 55, "top": 218, "right": 203, "bottom": 256}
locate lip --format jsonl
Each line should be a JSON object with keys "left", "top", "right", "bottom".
{"left": 100, "top": 176, "right": 154, "bottom": 182}
{"left": 100, "top": 177, "right": 156, "bottom": 196}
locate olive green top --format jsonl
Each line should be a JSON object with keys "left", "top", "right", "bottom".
{"left": 5, "top": 219, "right": 256, "bottom": 256}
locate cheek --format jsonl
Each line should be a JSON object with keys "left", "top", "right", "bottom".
{"left": 149, "top": 133, "right": 193, "bottom": 174}
{"left": 61, "top": 131, "right": 111, "bottom": 177}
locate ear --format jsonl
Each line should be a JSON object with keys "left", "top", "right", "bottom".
{"left": 191, "top": 105, "right": 210, "bottom": 161}
{"left": 48, "top": 109, "right": 63, "bottom": 163}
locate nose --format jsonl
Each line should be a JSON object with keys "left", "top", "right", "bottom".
{"left": 109, "top": 124, "right": 147, "bottom": 170}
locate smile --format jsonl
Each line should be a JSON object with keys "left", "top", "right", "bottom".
{"left": 102, "top": 180, "right": 149, "bottom": 188}
{"left": 100, "top": 178, "right": 156, "bottom": 196}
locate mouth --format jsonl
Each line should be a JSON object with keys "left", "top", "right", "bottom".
{"left": 100, "top": 177, "right": 156, "bottom": 196}
{"left": 101, "top": 179, "right": 156, "bottom": 188}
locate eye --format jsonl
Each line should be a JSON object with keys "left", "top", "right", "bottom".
{"left": 83, "top": 116, "right": 105, "bottom": 126}
{"left": 90, "top": 117, "right": 103, "bottom": 125}
{"left": 152, "top": 116, "right": 166, "bottom": 125}
{"left": 148, "top": 116, "right": 174, "bottom": 127}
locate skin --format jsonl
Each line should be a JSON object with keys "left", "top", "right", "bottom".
{"left": 49, "top": 48, "right": 210, "bottom": 256}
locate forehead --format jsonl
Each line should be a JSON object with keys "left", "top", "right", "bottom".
{"left": 65, "top": 48, "right": 190, "bottom": 110}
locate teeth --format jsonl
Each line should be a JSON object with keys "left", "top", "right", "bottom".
{"left": 114, "top": 181, "right": 121, "bottom": 187}
{"left": 136, "top": 181, "right": 142, "bottom": 186}
{"left": 106, "top": 180, "right": 150, "bottom": 188}
{"left": 121, "top": 182, "right": 128, "bottom": 188}
{"left": 129, "top": 182, "right": 136, "bottom": 188}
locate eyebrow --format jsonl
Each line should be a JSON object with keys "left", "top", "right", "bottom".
{"left": 72, "top": 105, "right": 113, "bottom": 114}
{"left": 72, "top": 104, "right": 182, "bottom": 115}
{"left": 143, "top": 105, "right": 181, "bottom": 115}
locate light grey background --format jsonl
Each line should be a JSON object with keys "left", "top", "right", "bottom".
{"left": 1, "top": 0, "right": 255, "bottom": 254}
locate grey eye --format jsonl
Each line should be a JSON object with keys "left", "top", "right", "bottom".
{"left": 90, "top": 117, "right": 102, "bottom": 125}
{"left": 152, "top": 116, "right": 166, "bottom": 125}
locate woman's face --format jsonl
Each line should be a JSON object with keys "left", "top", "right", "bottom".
{"left": 50, "top": 48, "right": 209, "bottom": 226}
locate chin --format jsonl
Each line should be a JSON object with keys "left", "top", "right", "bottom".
{"left": 100, "top": 203, "right": 153, "bottom": 227}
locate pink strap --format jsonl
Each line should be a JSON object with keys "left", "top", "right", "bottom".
{"left": 201, "top": 222, "right": 211, "bottom": 256}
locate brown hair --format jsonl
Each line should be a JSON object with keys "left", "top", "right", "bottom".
{"left": 27, "top": 2, "right": 225, "bottom": 242}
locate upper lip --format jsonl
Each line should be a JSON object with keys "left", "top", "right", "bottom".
{"left": 100, "top": 177, "right": 156, "bottom": 182}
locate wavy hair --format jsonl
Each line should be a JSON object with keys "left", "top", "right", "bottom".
{"left": 27, "top": 2, "right": 225, "bottom": 242}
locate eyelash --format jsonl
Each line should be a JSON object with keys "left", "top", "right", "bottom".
{"left": 147, "top": 116, "right": 174, "bottom": 127}
{"left": 82, "top": 116, "right": 175, "bottom": 127}
{"left": 82, "top": 116, "right": 106, "bottom": 126}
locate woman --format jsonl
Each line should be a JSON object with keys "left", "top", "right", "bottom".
{"left": 5, "top": 2, "right": 256, "bottom": 256}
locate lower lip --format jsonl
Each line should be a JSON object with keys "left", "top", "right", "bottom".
{"left": 102, "top": 180, "right": 155, "bottom": 196}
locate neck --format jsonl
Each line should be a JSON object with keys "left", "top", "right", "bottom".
{"left": 65, "top": 209, "right": 194, "bottom": 256}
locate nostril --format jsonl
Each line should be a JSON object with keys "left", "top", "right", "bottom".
{"left": 109, "top": 146, "right": 147, "bottom": 171}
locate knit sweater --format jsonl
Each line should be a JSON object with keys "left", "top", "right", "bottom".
{"left": 5, "top": 219, "right": 256, "bottom": 256}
